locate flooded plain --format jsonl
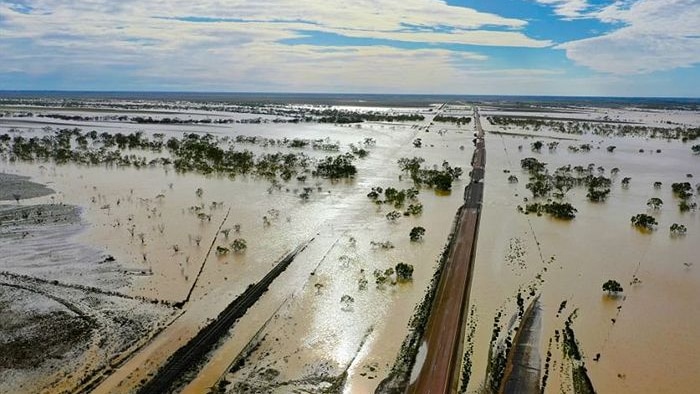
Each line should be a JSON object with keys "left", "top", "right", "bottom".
{"left": 466, "top": 106, "right": 700, "bottom": 393}
{"left": 1, "top": 101, "right": 472, "bottom": 393}
{"left": 1, "top": 99, "right": 698, "bottom": 393}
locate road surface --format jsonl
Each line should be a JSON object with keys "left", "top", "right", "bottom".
{"left": 407, "top": 107, "right": 485, "bottom": 393}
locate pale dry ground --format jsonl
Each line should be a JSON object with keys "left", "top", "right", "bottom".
{"left": 0, "top": 105, "right": 474, "bottom": 393}
{"left": 464, "top": 109, "right": 699, "bottom": 393}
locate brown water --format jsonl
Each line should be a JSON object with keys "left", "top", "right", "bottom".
{"left": 1, "top": 107, "right": 475, "bottom": 392}
{"left": 466, "top": 111, "right": 700, "bottom": 393}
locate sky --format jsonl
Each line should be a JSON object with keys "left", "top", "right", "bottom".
{"left": 0, "top": 0, "right": 699, "bottom": 96}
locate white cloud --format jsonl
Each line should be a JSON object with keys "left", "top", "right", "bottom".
{"left": 535, "top": 0, "right": 594, "bottom": 19}
{"left": 558, "top": 0, "right": 700, "bottom": 74}
{"left": 0, "top": 0, "right": 555, "bottom": 91}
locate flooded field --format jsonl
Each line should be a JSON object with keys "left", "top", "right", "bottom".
{"left": 465, "top": 105, "right": 700, "bottom": 393}
{"left": 1, "top": 99, "right": 471, "bottom": 393}
{"left": 1, "top": 97, "right": 698, "bottom": 393}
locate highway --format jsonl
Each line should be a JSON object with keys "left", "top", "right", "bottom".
{"left": 407, "top": 107, "right": 484, "bottom": 393}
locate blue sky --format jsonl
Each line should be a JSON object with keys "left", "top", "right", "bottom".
{"left": 0, "top": 0, "right": 698, "bottom": 96}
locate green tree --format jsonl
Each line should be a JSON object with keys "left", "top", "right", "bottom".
{"left": 631, "top": 213, "right": 657, "bottom": 230}
{"left": 646, "top": 197, "right": 663, "bottom": 210}
{"left": 395, "top": 263, "right": 414, "bottom": 281}
{"left": 409, "top": 226, "right": 426, "bottom": 241}
{"left": 231, "top": 238, "right": 247, "bottom": 252}
{"left": 602, "top": 280, "right": 623, "bottom": 294}
{"left": 670, "top": 223, "right": 687, "bottom": 235}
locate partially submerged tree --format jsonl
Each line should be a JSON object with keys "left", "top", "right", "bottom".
{"left": 340, "top": 294, "right": 354, "bottom": 311}
{"left": 631, "top": 213, "right": 657, "bottom": 230}
{"left": 670, "top": 223, "right": 687, "bottom": 236}
{"left": 409, "top": 226, "right": 426, "bottom": 241}
{"left": 602, "top": 280, "right": 623, "bottom": 295}
{"left": 395, "top": 262, "right": 414, "bottom": 282}
{"left": 646, "top": 197, "right": 663, "bottom": 210}
{"left": 231, "top": 238, "right": 247, "bottom": 252}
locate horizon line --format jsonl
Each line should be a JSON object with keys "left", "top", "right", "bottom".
{"left": 0, "top": 89, "right": 698, "bottom": 100}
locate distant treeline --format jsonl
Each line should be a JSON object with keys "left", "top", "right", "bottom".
{"left": 433, "top": 115, "right": 471, "bottom": 124}
{"left": 312, "top": 109, "right": 425, "bottom": 124}
{"left": 1, "top": 110, "right": 426, "bottom": 125}
{"left": 488, "top": 116, "right": 700, "bottom": 141}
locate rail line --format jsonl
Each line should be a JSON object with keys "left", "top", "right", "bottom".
{"left": 137, "top": 240, "right": 311, "bottom": 394}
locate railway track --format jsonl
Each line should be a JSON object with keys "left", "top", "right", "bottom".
{"left": 137, "top": 240, "right": 311, "bottom": 394}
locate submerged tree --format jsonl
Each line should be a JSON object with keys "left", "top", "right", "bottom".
{"left": 631, "top": 213, "right": 657, "bottom": 230}
{"left": 670, "top": 223, "right": 687, "bottom": 236}
{"left": 340, "top": 294, "right": 355, "bottom": 311}
{"left": 646, "top": 197, "right": 663, "bottom": 210}
{"left": 409, "top": 226, "right": 426, "bottom": 241}
{"left": 395, "top": 262, "right": 414, "bottom": 282}
{"left": 231, "top": 238, "right": 247, "bottom": 252}
{"left": 602, "top": 280, "right": 623, "bottom": 295}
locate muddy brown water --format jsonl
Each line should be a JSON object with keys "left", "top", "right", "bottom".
{"left": 1, "top": 108, "right": 474, "bottom": 392}
{"left": 2, "top": 105, "right": 698, "bottom": 393}
{"left": 466, "top": 112, "right": 700, "bottom": 393}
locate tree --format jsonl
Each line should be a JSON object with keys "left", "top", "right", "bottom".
{"left": 531, "top": 140, "right": 544, "bottom": 152}
{"left": 409, "top": 226, "right": 426, "bottom": 241}
{"left": 12, "top": 193, "right": 20, "bottom": 204}
{"left": 631, "top": 213, "right": 657, "bottom": 230}
{"left": 508, "top": 175, "right": 518, "bottom": 184}
{"left": 231, "top": 238, "right": 247, "bottom": 252}
{"left": 653, "top": 181, "right": 662, "bottom": 189}
{"left": 340, "top": 294, "right": 354, "bottom": 311}
{"left": 692, "top": 144, "right": 700, "bottom": 154}
{"left": 646, "top": 197, "right": 663, "bottom": 210}
{"left": 670, "top": 223, "right": 687, "bottom": 236}
{"left": 621, "top": 177, "right": 631, "bottom": 188}
{"left": 386, "top": 210, "right": 402, "bottom": 222}
{"left": 679, "top": 200, "right": 697, "bottom": 212}
{"left": 395, "top": 262, "right": 414, "bottom": 281}
{"left": 602, "top": 280, "right": 623, "bottom": 295}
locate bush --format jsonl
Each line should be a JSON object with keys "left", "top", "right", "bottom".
{"left": 231, "top": 238, "right": 247, "bottom": 252}
{"left": 409, "top": 226, "right": 426, "bottom": 241}
{"left": 602, "top": 280, "right": 623, "bottom": 294}
{"left": 631, "top": 213, "right": 657, "bottom": 230}
{"left": 396, "top": 263, "right": 414, "bottom": 281}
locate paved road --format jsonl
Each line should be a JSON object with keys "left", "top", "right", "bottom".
{"left": 407, "top": 107, "right": 484, "bottom": 393}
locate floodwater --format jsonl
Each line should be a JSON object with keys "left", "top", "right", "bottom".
{"left": 3, "top": 103, "right": 697, "bottom": 393}
{"left": 465, "top": 108, "right": 700, "bottom": 393}
{"left": 0, "top": 106, "right": 473, "bottom": 392}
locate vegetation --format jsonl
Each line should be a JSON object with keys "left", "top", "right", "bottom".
{"left": 671, "top": 182, "right": 694, "bottom": 199}
{"left": 631, "top": 213, "right": 657, "bottom": 230}
{"left": 487, "top": 115, "right": 700, "bottom": 141}
{"left": 314, "top": 109, "right": 424, "bottom": 123}
{"left": 602, "top": 280, "right": 623, "bottom": 294}
{"left": 646, "top": 197, "right": 663, "bottom": 210}
{"left": 409, "top": 226, "right": 426, "bottom": 241}
{"left": 433, "top": 115, "right": 471, "bottom": 124}
{"left": 398, "top": 157, "right": 463, "bottom": 192}
{"left": 670, "top": 223, "right": 687, "bottom": 236}
{"left": 0, "top": 129, "right": 363, "bottom": 183}
{"left": 231, "top": 238, "right": 247, "bottom": 252}
{"left": 395, "top": 263, "right": 414, "bottom": 281}
{"left": 519, "top": 201, "right": 577, "bottom": 220}
{"left": 367, "top": 186, "right": 419, "bottom": 208}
